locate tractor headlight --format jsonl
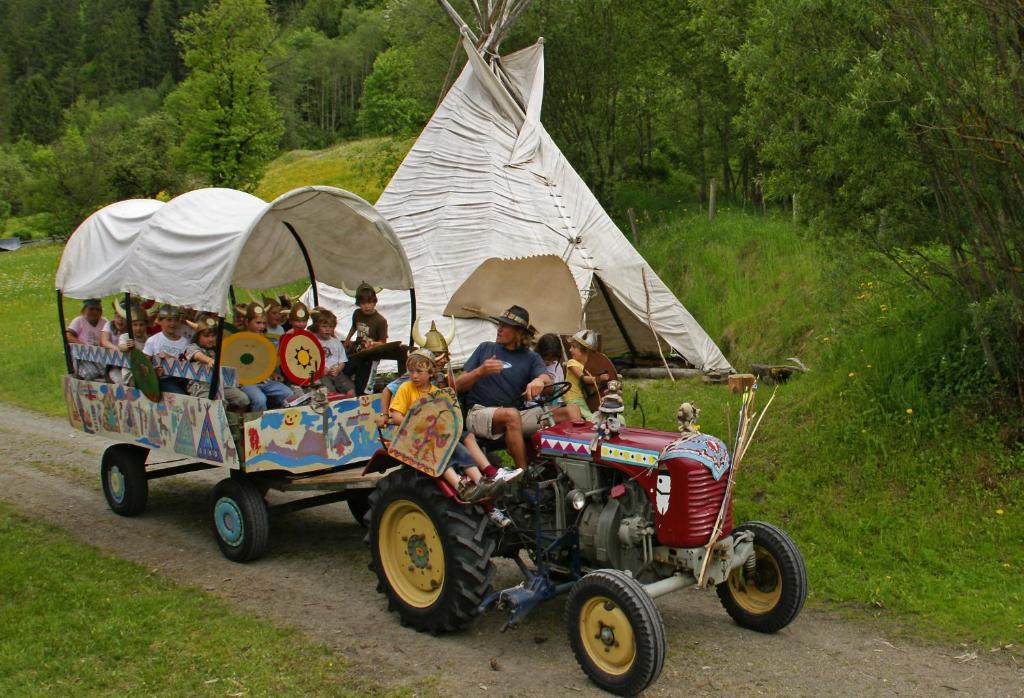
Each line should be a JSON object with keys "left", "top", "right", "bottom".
{"left": 567, "top": 489, "right": 587, "bottom": 511}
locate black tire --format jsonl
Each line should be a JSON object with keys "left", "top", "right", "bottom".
{"left": 347, "top": 489, "right": 371, "bottom": 527}
{"left": 366, "top": 468, "right": 495, "bottom": 634}
{"left": 100, "top": 444, "right": 149, "bottom": 516}
{"left": 565, "top": 569, "right": 666, "bottom": 696}
{"left": 716, "top": 521, "right": 807, "bottom": 633}
{"left": 209, "top": 476, "right": 270, "bottom": 563}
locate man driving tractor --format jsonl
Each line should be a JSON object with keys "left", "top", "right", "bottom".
{"left": 455, "top": 305, "right": 581, "bottom": 468}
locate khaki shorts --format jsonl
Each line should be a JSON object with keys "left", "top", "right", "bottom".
{"left": 466, "top": 404, "right": 545, "bottom": 440}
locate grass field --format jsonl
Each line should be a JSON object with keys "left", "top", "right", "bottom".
{"left": 0, "top": 503, "right": 393, "bottom": 696}
{"left": 1, "top": 140, "right": 1022, "bottom": 671}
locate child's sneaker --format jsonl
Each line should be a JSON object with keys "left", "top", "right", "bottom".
{"left": 493, "top": 467, "right": 524, "bottom": 483}
{"left": 487, "top": 507, "right": 513, "bottom": 528}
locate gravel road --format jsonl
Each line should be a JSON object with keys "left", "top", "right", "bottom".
{"left": 1, "top": 402, "right": 1020, "bottom": 697}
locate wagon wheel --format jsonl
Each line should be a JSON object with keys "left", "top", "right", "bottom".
{"left": 100, "top": 444, "right": 149, "bottom": 516}
{"left": 209, "top": 476, "right": 270, "bottom": 563}
{"left": 716, "top": 521, "right": 808, "bottom": 633}
{"left": 366, "top": 468, "right": 495, "bottom": 633}
{"left": 565, "top": 569, "right": 666, "bottom": 696}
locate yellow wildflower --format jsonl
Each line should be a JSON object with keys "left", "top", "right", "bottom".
{"left": 905, "top": 408, "right": 913, "bottom": 415}
{"left": 996, "top": 509, "right": 1004, "bottom": 515}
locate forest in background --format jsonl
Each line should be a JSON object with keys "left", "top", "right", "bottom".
{"left": 2, "top": 0, "right": 1023, "bottom": 409}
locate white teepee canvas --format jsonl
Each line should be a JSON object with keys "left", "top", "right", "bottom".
{"left": 311, "top": 33, "right": 731, "bottom": 372}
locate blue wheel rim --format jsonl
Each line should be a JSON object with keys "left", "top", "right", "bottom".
{"left": 214, "top": 497, "right": 244, "bottom": 547}
{"left": 108, "top": 466, "right": 126, "bottom": 504}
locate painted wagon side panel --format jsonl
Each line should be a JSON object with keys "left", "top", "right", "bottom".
{"left": 242, "top": 394, "right": 383, "bottom": 474}
{"left": 62, "top": 375, "right": 240, "bottom": 468}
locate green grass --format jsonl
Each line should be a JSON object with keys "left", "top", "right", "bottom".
{"left": 0, "top": 503, "right": 389, "bottom": 696}
{"left": 2, "top": 243, "right": 71, "bottom": 415}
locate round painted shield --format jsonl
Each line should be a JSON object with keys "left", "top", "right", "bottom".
{"left": 129, "top": 348, "right": 161, "bottom": 402}
{"left": 221, "top": 331, "right": 278, "bottom": 386}
{"left": 277, "top": 329, "right": 325, "bottom": 385}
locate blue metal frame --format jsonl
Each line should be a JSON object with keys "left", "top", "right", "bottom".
{"left": 478, "top": 481, "right": 584, "bottom": 630}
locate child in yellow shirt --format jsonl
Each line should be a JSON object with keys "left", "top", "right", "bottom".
{"left": 386, "top": 353, "right": 520, "bottom": 506}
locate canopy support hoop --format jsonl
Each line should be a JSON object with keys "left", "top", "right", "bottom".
{"left": 408, "top": 288, "right": 417, "bottom": 346}
{"left": 208, "top": 316, "right": 224, "bottom": 401}
{"left": 283, "top": 220, "right": 318, "bottom": 307}
{"left": 56, "top": 291, "right": 73, "bottom": 374}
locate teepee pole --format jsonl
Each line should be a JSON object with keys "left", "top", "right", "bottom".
{"left": 436, "top": 0, "right": 479, "bottom": 43}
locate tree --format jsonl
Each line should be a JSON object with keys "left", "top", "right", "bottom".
{"left": 167, "top": 0, "right": 284, "bottom": 190}
{"left": 727, "top": 0, "right": 1024, "bottom": 403}
{"left": 356, "top": 48, "right": 427, "bottom": 135}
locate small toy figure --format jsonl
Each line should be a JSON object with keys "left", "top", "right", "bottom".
{"left": 676, "top": 401, "right": 700, "bottom": 437}
{"left": 591, "top": 379, "right": 625, "bottom": 449}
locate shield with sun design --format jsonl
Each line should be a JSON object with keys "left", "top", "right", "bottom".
{"left": 277, "top": 329, "right": 325, "bottom": 385}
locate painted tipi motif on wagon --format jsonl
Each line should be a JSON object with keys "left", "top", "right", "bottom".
{"left": 197, "top": 406, "right": 223, "bottom": 462}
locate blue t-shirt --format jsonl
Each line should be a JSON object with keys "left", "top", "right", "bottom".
{"left": 463, "top": 341, "right": 546, "bottom": 409}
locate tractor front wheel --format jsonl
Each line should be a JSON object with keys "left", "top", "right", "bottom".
{"left": 565, "top": 569, "right": 666, "bottom": 696}
{"left": 716, "top": 521, "right": 807, "bottom": 633}
{"left": 367, "top": 468, "right": 495, "bottom": 634}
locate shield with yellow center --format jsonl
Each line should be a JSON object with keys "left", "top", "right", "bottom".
{"left": 221, "top": 331, "right": 277, "bottom": 385}
{"left": 278, "top": 329, "right": 325, "bottom": 385}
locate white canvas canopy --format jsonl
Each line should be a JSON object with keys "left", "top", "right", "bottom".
{"left": 55, "top": 198, "right": 165, "bottom": 300}
{"left": 57, "top": 186, "right": 414, "bottom": 317}
{"left": 311, "top": 33, "right": 731, "bottom": 372}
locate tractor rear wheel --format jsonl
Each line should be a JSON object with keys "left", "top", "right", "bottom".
{"left": 346, "top": 489, "right": 371, "bottom": 527}
{"left": 565, "top": 569, "right": 666, "bottom": 696}
{"left": 100, "top": 444, "right": 149, "bottom": 516}
{"left": 716, "top": 521, "right": 807, "bottom": 633}
{"left": 366, "top": 468, "right": 495, "bottom": 634}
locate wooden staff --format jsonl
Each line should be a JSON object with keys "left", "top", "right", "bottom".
{"left": 696, "top": 380, "right": 778, "bottom": 587}
{"left": 642, "top": 268, "right": 674, "bottom": 382}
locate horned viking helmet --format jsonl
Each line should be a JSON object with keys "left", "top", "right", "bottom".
{"left": 411, "top": 316, "right": 456, "bottom": 356}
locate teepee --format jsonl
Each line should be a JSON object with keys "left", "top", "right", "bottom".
{"left": 312, "top": 1, "right": 732, "bottom": 372}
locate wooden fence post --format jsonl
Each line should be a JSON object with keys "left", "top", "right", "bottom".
{"left": 627, "top": 207, "right": 639, "bottom": 245}
{"left": 708, "top": 177, "right": 717, "bottom": 221}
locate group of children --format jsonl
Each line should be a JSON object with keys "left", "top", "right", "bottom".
{"left": 66, "top": 290, "right": 620, "bottom": 520}
{"left": 64, "top": 281, "right": 391, "bottom": 414}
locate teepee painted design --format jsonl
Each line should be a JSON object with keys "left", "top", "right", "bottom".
{"left": 196, "top": 407, "right": 223, "bottom": 462}
{"left": 173, "top": 405, "right": 197, "bottom": 457}
{"left": 103, "top": 387, "right": 120, "bottom": 433}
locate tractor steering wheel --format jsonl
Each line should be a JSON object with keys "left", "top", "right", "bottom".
{"left": 531, "top": 381, "right": 572, "bottom": 406}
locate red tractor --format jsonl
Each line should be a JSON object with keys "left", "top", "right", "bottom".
{"left": 365, "top": 382, "right": 807, "bottom": 696}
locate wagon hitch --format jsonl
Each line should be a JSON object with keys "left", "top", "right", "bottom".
{"left": 478, "top": 555, "right": 577, "bottom": 631}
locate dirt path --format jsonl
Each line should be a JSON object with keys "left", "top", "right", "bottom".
{"left": 1, "top": 402, "right": 1020, "bottom": 697}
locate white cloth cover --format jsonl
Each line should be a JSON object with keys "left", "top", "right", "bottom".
{"left": 56, "top": 199, "right": 165, "bottom": 299}
{"left": 310, "top": 41, "right": 732, "bottom": 372}
{"left": 58, "top": 186, "right": 413, "bottom": 317}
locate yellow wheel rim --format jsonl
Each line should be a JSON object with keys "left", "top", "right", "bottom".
{"left": 728, "top": 544, "right": 782, "bottom": 614}
{"left": 378, "top": 499, "right": 445, "bottom": 608}
{"left": 578, "top": 596, "right": 636, "bottom": 676}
